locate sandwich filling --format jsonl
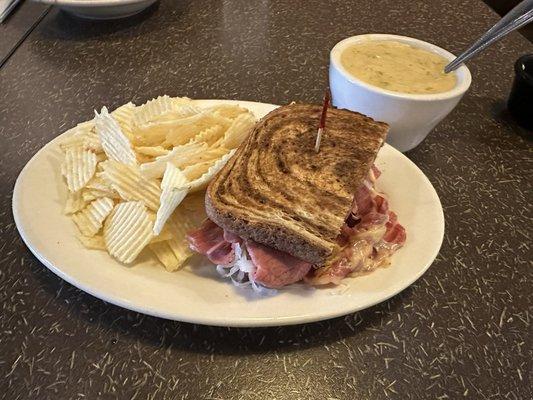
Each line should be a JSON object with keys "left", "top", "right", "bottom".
{"left": 187, "top": 165, "right": 405, "bottom": 291}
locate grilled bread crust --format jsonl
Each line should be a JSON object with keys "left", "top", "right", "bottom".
{"left": 205, "top": 103, "right": 388, "bottom": 265}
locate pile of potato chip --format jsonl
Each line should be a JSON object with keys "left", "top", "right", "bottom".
{"left": 59, "top": 96, "right": 256, "bottom": 271}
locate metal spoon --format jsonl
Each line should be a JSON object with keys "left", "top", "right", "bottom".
{"left": 445, "top": 0, "right": 533, "bottom": 73}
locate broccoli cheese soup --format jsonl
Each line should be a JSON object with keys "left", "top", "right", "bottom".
{"left": 340, "top": 41, "right": 457, "bottom": 94}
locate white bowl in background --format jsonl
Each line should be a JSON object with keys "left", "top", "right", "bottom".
{"left": 32, "top": 0, "right": 158, "bottom": 20}
{"left": 329, "top": 34, "right": 472, "bottom": 152}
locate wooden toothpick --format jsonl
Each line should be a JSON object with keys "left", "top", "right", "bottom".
{"left": 315, "top": 88, "right": 330, "bottom": 153}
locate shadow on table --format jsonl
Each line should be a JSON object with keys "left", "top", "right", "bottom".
{"left": 489, "top": 99, "right": 532, "bottom": 142}
{"left": 25, "top": 246, "right": 412, "bottom": 355}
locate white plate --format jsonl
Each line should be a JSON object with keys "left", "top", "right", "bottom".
{"left": 13, "top": 100, "right": 444, "bottom": 327}
{"left": 32, "top": 0, "right": 157, "bottom": 20}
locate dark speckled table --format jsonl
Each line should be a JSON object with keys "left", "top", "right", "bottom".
{"left": 1, "top": 1, "right": 532, "bottom": 399}
{"left": 0, "top": 1, "right": 49, "bottom": 67}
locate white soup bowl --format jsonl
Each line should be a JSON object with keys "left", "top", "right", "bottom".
{"left": 329, "top": 34, "right": 471, "bottom": 152}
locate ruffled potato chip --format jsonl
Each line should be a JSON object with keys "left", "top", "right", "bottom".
{"left": 159, "top": 105, "right": 203, "bottom": 124}
{"left": 133, "top": 95, "right": 177, "bottom": 127}
{"left": 192, "top": 147, "right": 228, "bottom": 163}
{"left": 104, "top": 201, "right": 154, "bottom": 264}
{"left": 161, "top": 191, "right": 207, "bottom": 268}
{"left": 150, "top": 224, "right": 174, "bottom": 243}
{"left": 183, "top": 160, "right": 214, "bottom": 180}
{"left": 172, "top": 96, "right": 193, "bottom": 106}
{"left": 61, "top": 147, "right": 97, "bottom": 192}
{"left": 222, "top": 112, "right": 256, "bottom": 149}
{"left": 82, "top": 187, "right": 120, "bottom": 202}
{"left": 174, "top": 150, "right": 236, "bottom": 193}
{"left": 60, "top": 135, "right": 86, "bottom": 151}
{"left": 81, "top": 190, "right": 98, "bottom": 203}
{"left": 153, "top": 163, "right": 188, "bottom": 235}
{"left": 131, "top": 128, "right": 168, "bottom": 148}
{"left": 83, "top": 132, "right": 103, "bottom": 153}
{"left": 139, "top": 142, "right": 207, "bottom": 179}
{"left": 64, "top": 191, "right": 86, "bottom": 215}
{"left": 101, "top": 161, "right": 161, "bottom": 211}
{"left": 205, "top": 104, "right": 250, "bottom": 119}
{"left": 135, "top": 146, "right": 169, "bottom": 157}
{"left": 149, "top": 240, "right": 181, "bottom": 271}
{"left": 133, "top": 96, "right": 198, "bottom": 130}
{"left": 170, "top": 193, "right": 206, "bottom": 222}
{"left": 111, "top": 102, "right": 136, "bottom": 139}
{"left": 166, "top": 238, "right": 193, "bottom": 269}
{"left": 72, "top": 197, "right": 114, "bottom": 237}
{"left": 95, "top": 106, "right": 137, "bottom": 166}
{"left": 85, "top": 175, "right": 119, "bottom": 198}
{"left": 190, "top": 125, "right": 224, "bottom": 146}
{"left": 133, "top": 119, "right": 201, "bottom": 148}
{"left": 76, "top": 234, "right": 106, "bottom": 250}
{"left": 59, "top": 122, "right": 102, "bottom": 153}
{"left": 60, "top": 121, "right": 95, "bottom": 151}
{"left": 163, "top": 113, "right": 231, "bottom": 147}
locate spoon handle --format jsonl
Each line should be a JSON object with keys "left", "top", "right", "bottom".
{"left": 445, "top": 0, "right": 533, "bottom": 73}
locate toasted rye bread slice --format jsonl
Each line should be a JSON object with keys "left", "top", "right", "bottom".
{"left": 205, "top": 103, "right": 388, "bottom": 265}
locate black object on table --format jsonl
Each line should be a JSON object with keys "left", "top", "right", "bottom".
{"left": 508, "top": 54, "right": 533, "bottom": 130}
